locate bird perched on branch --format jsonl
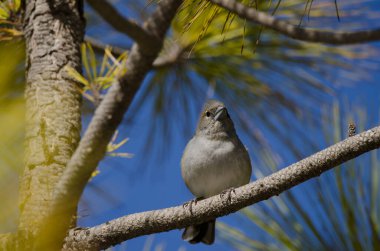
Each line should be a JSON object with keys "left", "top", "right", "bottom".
{"left": 181, "top": 99, "right": 252, "bottom": 245}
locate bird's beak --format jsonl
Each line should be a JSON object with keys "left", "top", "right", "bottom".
{"left": 214, "top": 106, "right": 227, "bottom": 121}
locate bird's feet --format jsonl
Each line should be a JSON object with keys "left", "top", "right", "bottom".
{"left": 183, "top": 197, "right": 203, "bottom": 215}
{"left": 220, "top": 187, "right": 236, "bottom": 204}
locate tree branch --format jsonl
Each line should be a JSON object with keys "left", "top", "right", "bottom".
{"left": 36, "top": 0, "right": 183, "bottom": 249}
{"left": 209, "top": 0, "right": 380, "bottom": 45}
{"left": 86, "top": 0, "right": 157, "bottom": 47}
{"left": 21, "top": 0, "right": 84, "bottom": 248}
{"left": 64, "top": 125, "right": 380, "bottom": 250}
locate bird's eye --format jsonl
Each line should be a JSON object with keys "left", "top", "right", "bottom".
{"left": 205, "top": 111, "right": 211, "bottom": 117}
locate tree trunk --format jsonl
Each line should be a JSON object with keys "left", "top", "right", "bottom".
{"left": 19, "top": 0, "right": 84, "bottom": 245}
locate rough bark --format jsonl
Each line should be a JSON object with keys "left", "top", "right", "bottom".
{"left": 19, "top": 0, "right": 84, "bottom": 245}
{"left": 35, "top": 0, "right": 183, "bottom": 249}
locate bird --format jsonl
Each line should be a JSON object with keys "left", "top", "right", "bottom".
{"left": 181, "top": 99, "right": 252, "bottom": 245}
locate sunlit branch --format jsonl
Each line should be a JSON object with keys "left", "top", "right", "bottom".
{"left": 64, "top": 125, "right": 380, "bottom": 250}
{"left": 209, "top": 0, "right": 380, "bottom": 45}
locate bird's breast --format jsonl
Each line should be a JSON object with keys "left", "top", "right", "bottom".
{"left": 181, "top": 136, "right": 251, "bottom": 198}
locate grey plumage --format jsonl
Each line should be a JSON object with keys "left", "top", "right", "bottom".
{"left": 181, "top": 99, "right": 252, "bottom": 245}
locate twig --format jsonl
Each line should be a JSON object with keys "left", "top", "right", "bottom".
{"left": 209, "top": 0, "right": 380, "bottom": 45}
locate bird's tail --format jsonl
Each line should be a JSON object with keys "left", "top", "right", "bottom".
{"left": 182, "top": 220, "right": 215, "bottom": 245}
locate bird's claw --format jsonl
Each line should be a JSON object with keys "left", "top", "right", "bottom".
{"left": 183, "top": 197, "right": 202, "bottom": 215}
{"left": 220, "top": 187, "right": 236, "bottom": 204}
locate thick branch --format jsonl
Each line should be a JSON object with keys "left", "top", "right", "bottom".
{"left": 21, "top": 0, "right": 84, "bottom": 248}
{"left": 64, "top": 125, "right": 380, "bottom": 250}
{"left": 86, "top": 0, "right": 157, "bottom": 47}
{"left": 36, "top": 0, "right": 183, "bottom": 249}
{"left": 210, "top": 0, "right": 380, "bottom": 45}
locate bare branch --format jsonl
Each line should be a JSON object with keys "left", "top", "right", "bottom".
{"left": 36, "top": 0, "right": 184, "bottom": 249}
{"left": 209, "top": 0, "right": 380, "bottom": 45}
{"left": 64, "top": 125, "right": 380, "bottom": 250}
{"left": 86, "top": 0, "right": 157, "bottom": 47}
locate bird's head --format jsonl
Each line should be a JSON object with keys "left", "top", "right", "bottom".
{"left": 196, "top": 99, "right": 236, "bottom": 138}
